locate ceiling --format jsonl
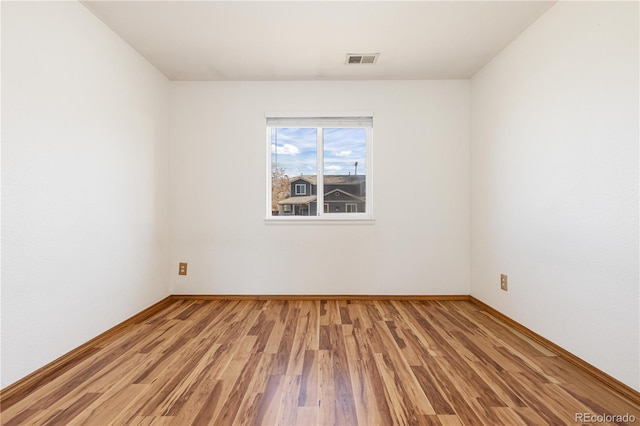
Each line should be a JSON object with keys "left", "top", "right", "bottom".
{"left": 81, "top": 1, "right": 556, "bottom": 81}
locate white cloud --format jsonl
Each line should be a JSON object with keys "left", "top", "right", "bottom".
{"left": 325, "top": 165, "right": 342, "bottom": 171}
{"left": 272, "top": 143, "right": 300, "bottom": 155}
{"left": 335, "top": 150, "right": 352, "bottom": 157}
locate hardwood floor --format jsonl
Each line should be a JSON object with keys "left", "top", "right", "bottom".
{"left": 1, "top": 298, "right": 638, "bottom": 425}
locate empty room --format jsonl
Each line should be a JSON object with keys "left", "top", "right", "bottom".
{"left": 1, "top": 0, "right": 639, "bottom": 425}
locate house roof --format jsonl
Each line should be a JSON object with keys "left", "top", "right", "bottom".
{"left": 291, "top": 175, "right": 365, "bottom": 185}
{"left": 290, "top": 176, "right": 315, "bottom": 185}
{"left": 324, "top": 189, "right": 365, "bottom": 203}
{"left": 278, "top": 195, "right": 317, "bottom": 205}
{"left": 280, "top": 189, "right": 365, "bottom": 205}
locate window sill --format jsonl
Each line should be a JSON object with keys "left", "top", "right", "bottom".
{"left": 265, "top": 216, "right": 375, "bottom": 225}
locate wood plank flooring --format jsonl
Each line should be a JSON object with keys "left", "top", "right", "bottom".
{"left": 2, "top": 299, "right": 639, "bottom": 425}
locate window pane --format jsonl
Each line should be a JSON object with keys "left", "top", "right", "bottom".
{"left": 271, "top": 128, "right": 317, "bottom": 216}
{"left": 323, "top": 128, "right": 366, "bottom": 214}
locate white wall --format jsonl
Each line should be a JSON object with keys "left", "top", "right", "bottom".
{"left": 170, "top": 81, "right": 470, "bottom": 295}
{"left": 470, "top": 1, "right": 639, "bottom": 391}
{"left": 1, "top": 2, "right": 171, "bottom": 387}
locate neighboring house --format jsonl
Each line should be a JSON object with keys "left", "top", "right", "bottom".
{"left": 278, "top": 175, "right": 365, "bottom": 215}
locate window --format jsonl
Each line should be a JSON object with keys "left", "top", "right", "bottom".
{"left": 295, "top": 183, "right": 306, "bottom": 195}
{"left": 267, "top": 115, "right": 372, "bottom": 220}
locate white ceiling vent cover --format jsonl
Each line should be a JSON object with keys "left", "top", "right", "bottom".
{"left": 346, "top": 53, "right": 379, "bottom": 64}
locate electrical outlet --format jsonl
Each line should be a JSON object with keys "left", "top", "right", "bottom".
{"left": 500, "top": 274, "right": 508, "bottom": 291}
{"left": 179, "top": 262, "right": 188, "bottom": 276}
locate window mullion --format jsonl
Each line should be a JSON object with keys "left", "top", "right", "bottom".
{"left": 316, "top": 127, "right": 324, "bottom": 216}
{"left": 365, "top": 126, "right": 372, "bottom": 215}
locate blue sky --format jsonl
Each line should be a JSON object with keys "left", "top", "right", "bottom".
{"left": 271, "top": 128, "right": 366, "bottom": 177}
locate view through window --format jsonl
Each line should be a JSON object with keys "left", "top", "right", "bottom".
{"left": 268, "top": 116, "right": 372, "bottom": 218}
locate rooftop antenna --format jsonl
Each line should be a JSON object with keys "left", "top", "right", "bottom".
{"left": 354, "top": 161, "right": 358, "bottom": 175}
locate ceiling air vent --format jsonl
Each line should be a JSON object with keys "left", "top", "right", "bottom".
{"left": 346, "top": 53, "right": 379, "bottom": 64}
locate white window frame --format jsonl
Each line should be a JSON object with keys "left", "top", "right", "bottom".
{"left": 266, "top": 113, "right": 374, "bottom": 223}
{"left": 346, "top": 203, "right": 357, "bottom": 213}
{"left": 294, "top": 183, "right": 306, "bottom": 195}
